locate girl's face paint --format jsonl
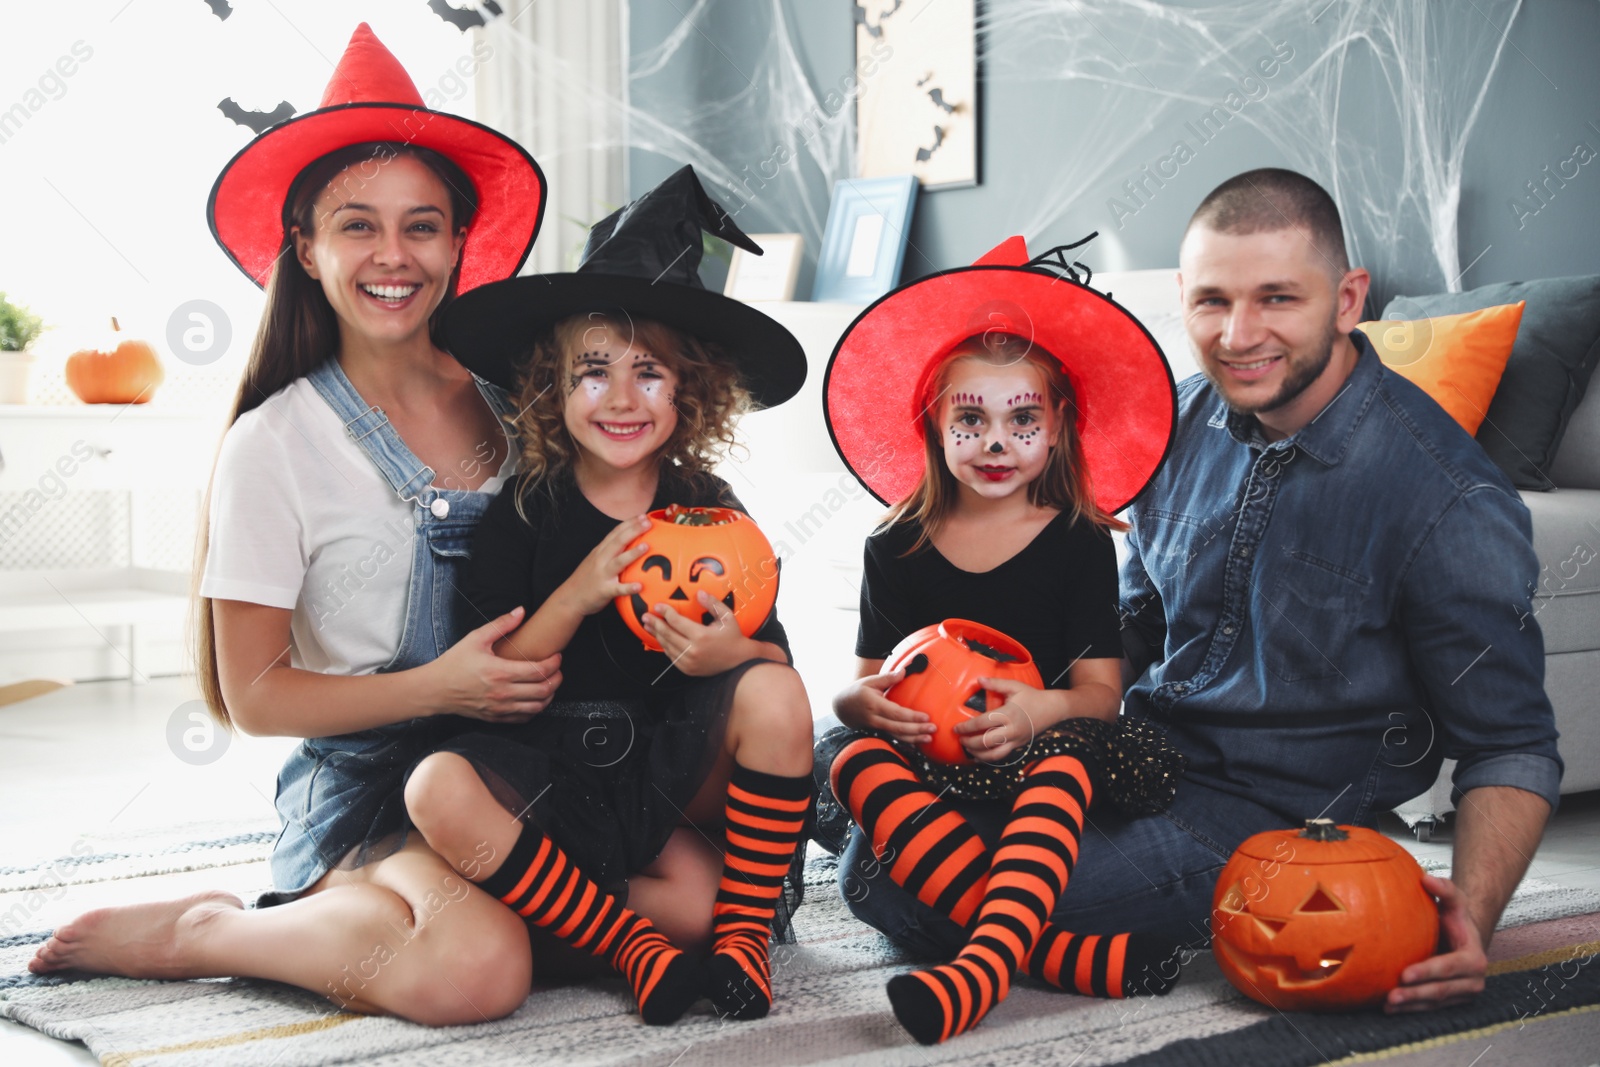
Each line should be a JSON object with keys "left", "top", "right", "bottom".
{"left": 939, "top": 362, "right": 1060, "bottom": 503}
{"left": 562, "top": 331, "right": 680, "bottom": 475}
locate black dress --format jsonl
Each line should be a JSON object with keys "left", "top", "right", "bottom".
{"left": 842, "top": 511, "right": 1183, "bottom": 808}
{"left": 444, "top": 467, "right": 794, "bottom": 889}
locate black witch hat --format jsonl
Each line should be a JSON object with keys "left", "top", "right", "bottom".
{"left": 443, "top": 166, "right": 807, "bottom": 409}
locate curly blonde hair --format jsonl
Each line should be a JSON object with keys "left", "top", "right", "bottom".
{"left": 507, "top": 313, "right": 749, "bottom": 511}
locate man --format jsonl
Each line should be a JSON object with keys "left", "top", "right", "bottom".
{"left": 1116, "top": 167, "right": 1560, "bottom": 1011}
{"left": 836, "top": 168, "right": 1559, "bottom": 1014}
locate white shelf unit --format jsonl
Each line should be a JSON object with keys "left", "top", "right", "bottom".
{"left": 0, "top": 404, "right": 222, "bottom": 683}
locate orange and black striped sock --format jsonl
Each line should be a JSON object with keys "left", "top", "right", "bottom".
{"left": 831, "top": 738, "right": 1180, "bottom": 1009}
{"left": 886, "top": 754, "right": 1096, "bottom": 1043}
{"left": 703, "top": 764, "right": 813, "bottom": 1021}
{"left": 478, "top": 823, "right": 699, "bottom": 1026}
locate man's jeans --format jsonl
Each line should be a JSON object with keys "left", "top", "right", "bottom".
{"left": 837, "top": 778, "right": 1290, "bottom": 959}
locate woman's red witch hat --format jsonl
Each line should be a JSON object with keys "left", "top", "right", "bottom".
{"left": 823, "top": 235, "right": 1176, "bottom": 514}
{"left": 207, "top": 23, "right": 545, "bottom": 293}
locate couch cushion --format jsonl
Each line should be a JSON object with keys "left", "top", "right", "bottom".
{"left": 1384, "top": 276, "right": 1600, "bottom": 491}
{"left": 1522, "top": 488, "right": 1600, "bottom": 654}
{"left": 1360, "top": 303, "right": 1523, "bottom": 434}
{"left": 1550, "top": 370, "right": 1600, "bottom": 490}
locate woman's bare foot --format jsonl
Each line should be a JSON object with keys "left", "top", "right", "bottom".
{"left": 28, "top": 891, "right": 243, "bottom": 979}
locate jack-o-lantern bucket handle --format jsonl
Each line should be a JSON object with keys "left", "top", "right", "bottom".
{"left": 935, "top": 619, "right": 1035, "bottom": 669}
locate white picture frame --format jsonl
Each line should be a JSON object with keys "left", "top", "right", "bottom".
{"left": 724, "top": 234, "right": 806, "bottom": 303}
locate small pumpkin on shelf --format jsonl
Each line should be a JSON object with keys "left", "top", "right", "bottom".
{"left": 65, "top": 318, "right": 165, "bottom": 405}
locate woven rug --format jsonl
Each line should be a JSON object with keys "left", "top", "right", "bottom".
{"left": 3, "top": 825, "right": 1599, "bottom": 1066}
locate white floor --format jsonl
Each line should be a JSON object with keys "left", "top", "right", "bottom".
{"left": 3, "top": 677, "right": 1598, "bottom": 1065}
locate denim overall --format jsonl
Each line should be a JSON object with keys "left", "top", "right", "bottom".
{"left": 266, "top": 357, "right": 517, "bottom": 897}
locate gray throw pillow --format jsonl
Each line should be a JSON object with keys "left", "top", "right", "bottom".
{"left": 1383, "top": 276, "right": 1600, "bottom": 490}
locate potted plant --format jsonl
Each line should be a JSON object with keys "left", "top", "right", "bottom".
{"left": 0, "top": 292, "right": 46, "bottom": 404}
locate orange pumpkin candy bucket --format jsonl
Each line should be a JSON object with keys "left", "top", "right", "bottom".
{"left": 614, "top": 504, "right": 780, "bottom": 653}
{"left": 1212, "top": 818, "right": 1439, "bottom": 1011}
{"left": 881, "top": 619, "right": 1044, "bottom": 765}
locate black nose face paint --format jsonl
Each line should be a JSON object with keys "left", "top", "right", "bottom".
{"left": 988, "top": 441, "right": 1003, "bottom": 454}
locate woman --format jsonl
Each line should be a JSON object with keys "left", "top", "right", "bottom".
{"left": 29, "top": 25, "right": 715, "bottom": 1025}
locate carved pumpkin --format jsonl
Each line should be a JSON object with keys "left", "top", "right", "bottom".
{"left": 1212, "top": 819, "right": 1439, "bottom": 1012}
{"left": 615, "top": 504, "right": 779, "bottom": 652}
{"left": 65, "top": 318, "right": 164, "bottom": 405}
{"left": 882, "top": 619, "right": 1044, "bottom": 765}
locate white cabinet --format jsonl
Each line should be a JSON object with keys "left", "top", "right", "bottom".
{"left": 0, "top": 404, "right": 223, "bottom": 683}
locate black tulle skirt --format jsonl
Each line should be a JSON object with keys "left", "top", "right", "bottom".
{"left": 812, "top": 715, "right": 1186, "bottom": 856}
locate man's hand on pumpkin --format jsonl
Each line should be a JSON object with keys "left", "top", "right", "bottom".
{"left": 954, "top": 677, "right": 1042, "bottom": 763}
{"left": 643, "top": 591, "right": 756, "bottom": 676}
{"left": 1385, "top": 874, "right": 1487, "bottom": 1013}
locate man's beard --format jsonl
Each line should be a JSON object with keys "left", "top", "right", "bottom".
{"left": 1209, "top": 313, "right": 1339, "bottom": 416}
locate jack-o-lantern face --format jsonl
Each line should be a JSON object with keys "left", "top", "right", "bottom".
{"left": 615, "top": 505, "right": 778, "bottom": 652}
{"left": 1212, "top": 820, "right": 1439, "bottom": 1011}
{"left": 881, "top": 619, "right": 1044, "bottom": 765}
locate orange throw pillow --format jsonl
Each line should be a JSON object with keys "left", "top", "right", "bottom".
{"left": 1359, "top": 302, "right": 1524, "bottom": 434}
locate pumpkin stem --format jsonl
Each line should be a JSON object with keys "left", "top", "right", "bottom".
{"left": 110, "top": 317, "right": 120, "bottom": 333}
{"left": 1299, "top": 818, "right": 1349, "bottom": 842}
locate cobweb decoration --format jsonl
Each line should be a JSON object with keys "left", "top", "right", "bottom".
{"left": 979, "top": 0, "right": 1524, "bottom": 307}
{"left": 491, "top": 0, "right": 852, "bottom": 262}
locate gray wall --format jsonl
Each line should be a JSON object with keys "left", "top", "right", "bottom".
{"left": 627, "top": 0, "right": 1599, "bottom": 309}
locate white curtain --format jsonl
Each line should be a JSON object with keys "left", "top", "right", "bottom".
{"left": 475, "top": 1, "right": 626, "bottom": 275}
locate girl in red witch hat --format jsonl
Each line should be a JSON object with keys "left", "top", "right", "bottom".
{"left": 29, "top": 25, "right": 576, "bottom": 1025}
{"left": 820, "top": 236, "right": 1188, "bottom": 1043}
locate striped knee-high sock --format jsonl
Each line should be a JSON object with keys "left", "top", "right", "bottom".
{"left": 478, "top": 823, "right": 699, "bottom": 1026}
{"left": 830, "top": 738, "right": 1179, "bottom": 1004}
{"left": 886, "top": 754, "right": 1093, "bottom": 1044}
{"left": 703, "top": 764, "right": 814, "bottom": 1021}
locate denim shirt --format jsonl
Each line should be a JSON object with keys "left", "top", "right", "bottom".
{"left": 1120, "top": 331, "right": 1562, "bottom": 826}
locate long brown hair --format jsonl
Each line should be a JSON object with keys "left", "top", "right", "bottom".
{"left": 881, "top": 332, "right": 1129, "bottom": 554}
{"left": 190, "top": 142, "right": 480, "bottom": 727}
{"left": 506, "top": 313, "right": 749, "bottom": 517}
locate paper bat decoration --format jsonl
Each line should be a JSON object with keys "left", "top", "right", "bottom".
{"left": 218, "top": 98, "right": 296, "bottom": 134}
{"left": 927, "top": 88, "right": 958, "bottom": 114}
{"left": 852, "top": 2, "right": 883, "bottom": 38}
{"left": 427, "top": 0, "right": 504, "bottom": 32}
{"left": 203, "top": 0, "right": 233, "bottom": 20}
{"left": 916, "top": 125, "right": 946, "bottom": 163}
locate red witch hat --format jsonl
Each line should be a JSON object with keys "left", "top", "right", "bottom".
{"left": 207, "top": 23, "right": 544, "bottom": 293}
{"left": 822, "top": 235, "right": 1176, "bottom": 513}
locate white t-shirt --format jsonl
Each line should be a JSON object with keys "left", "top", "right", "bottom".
{"left": 199, "top": 377, "right": 517, "bottom": 676}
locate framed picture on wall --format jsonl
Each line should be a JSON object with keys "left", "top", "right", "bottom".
{"left": 856, "top": 0, "right": 978, "bottom": 189}
{"left": 724, "top": 234, "right": 805, "bottom": 302}
{"left": 812, "top": 176, "right": 918, "bottom": 304}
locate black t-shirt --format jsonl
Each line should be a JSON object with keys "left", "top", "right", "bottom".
{"left": 461, "top": 468, "right": 791, "bottom": 700}
{"left": 855, "top": 511, "right": 1122, "bottom": 688}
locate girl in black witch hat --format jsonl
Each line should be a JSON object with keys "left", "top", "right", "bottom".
{"left": 402, "top": 167, "right": 815, "bottom": 1026}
